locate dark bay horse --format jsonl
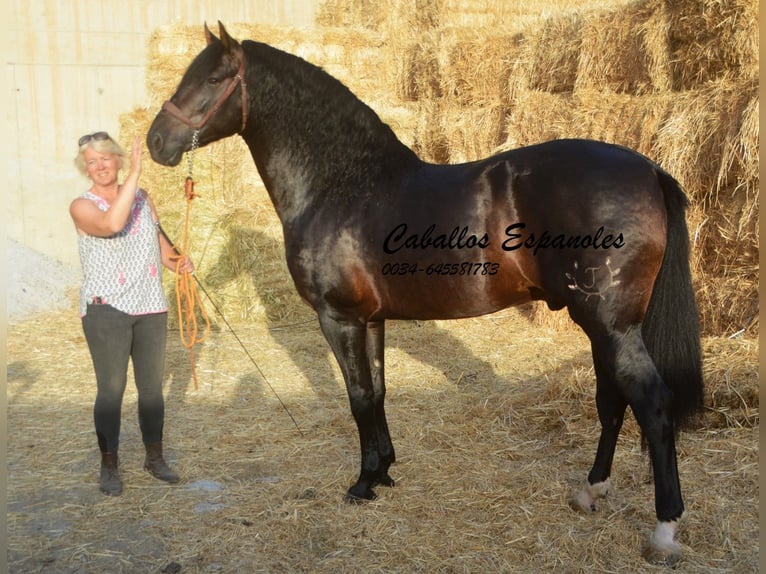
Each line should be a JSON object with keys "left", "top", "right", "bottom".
{"left": 147, "top": 23, "right": 703, "bottom": 565}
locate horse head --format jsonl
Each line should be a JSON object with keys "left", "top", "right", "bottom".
{"left": 147, "top": 22, "right": 248, "bottom": 167}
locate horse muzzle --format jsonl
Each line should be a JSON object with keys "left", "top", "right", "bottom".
{"left": 146, "top": 120, "right": 185, "bottom": 167}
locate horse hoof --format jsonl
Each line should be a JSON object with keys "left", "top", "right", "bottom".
{"left": 641, "top": 541, "right": 682, "bottom": 567}
{"left": 568, "top": 493, "right": 597, "bottom": 514}
{"left": 345, "top": 485, "right": 377, "bottom": 503}
{"left": 642, "top": 520, "right": 683, "bottom": 566}
{"left": 569, "top": 478, "right": 611, "bottom": 514}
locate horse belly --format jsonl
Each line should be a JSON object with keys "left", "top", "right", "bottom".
{"left": 374, "top": 259, "right": 534, "bottom": 320}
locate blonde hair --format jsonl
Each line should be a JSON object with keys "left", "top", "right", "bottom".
{"left": 74, "top": 135, "right": 126, "bottom": 176}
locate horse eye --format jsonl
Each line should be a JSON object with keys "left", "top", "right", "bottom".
{"left": 207, "top": 77, "right": 221, "bottom": 86}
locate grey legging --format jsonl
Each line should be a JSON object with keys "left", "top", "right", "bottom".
{"left": 81, "top": 304, "right": 168, "bottom": 453}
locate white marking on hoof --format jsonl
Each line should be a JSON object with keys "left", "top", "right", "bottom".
{"left": 642, "top": 519, "right": 683, "bottom": 566}
{"left": 569, "top": 478, "right": 611, "bottom": 514}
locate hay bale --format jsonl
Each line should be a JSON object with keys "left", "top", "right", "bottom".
{"left": 411, "top": 99, "right": 450, "bottom": 163}
{"left": 439, "top": 0, "right": 517, "bottom": 28}
{"left": 665, "top": 0, "right": 759, "bottom": 90}
{"left": 518, "top": 13, "right": 583, "bottom": 94}
{"left": 653, "top": 79, "right": 757, "bottom": 198}
{"left": 652, "top": 79, "right": 758, "bottom": 334}
{"left": 393, "top": 32, "right": 442, "bottom": 102}
{"left": 568, "top": 89, "right": 675, "bottom": 153}
{"left": 702, "top": 337, "right": 759, "bottom": 427}
{"left": 315, "top": 0, "right": 387, "bottom": 29}
{"left": 574, "top": 1, "right": 672, "bottom": 94}
{"left": 384, "top": 0, "right": 443, "bottom": 32}
{"left": 436, "top": 28, "right": 521, "bottom": 107}
{"left": 505, "top": 88, "right": 676, "bottom": 153}
{"left": 503, "top": 90, "right": 576, "bottom": 149}
{"left": 441, "top": 103, "right": 509, "bottom": 163}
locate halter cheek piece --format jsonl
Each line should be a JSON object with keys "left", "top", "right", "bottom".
{"left": 161, "top": 55, "right": 248, "bottom": 134}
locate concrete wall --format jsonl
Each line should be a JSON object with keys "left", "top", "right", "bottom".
{"left": 7, "top": 0, "right": 321, "bottom": 267}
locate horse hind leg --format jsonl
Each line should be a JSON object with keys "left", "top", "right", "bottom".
{"left": 619, "top": 332, "right": 685, "bottom": 565}
{"left": 576, "top": 323, "right": 685, "bottom": 565}
{"left": 570, "top": 346, "right": 627, "bottom": 514}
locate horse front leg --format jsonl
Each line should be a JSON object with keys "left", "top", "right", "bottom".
{"left": 317, "top": 312, "right": 386, "bottom": 501}
{"left": 367, "top": 320, "right": 395, "bottom": 487}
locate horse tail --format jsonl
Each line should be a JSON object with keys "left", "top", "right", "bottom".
{"left": 642, "top": 168, "right": 704, "bottom": 432}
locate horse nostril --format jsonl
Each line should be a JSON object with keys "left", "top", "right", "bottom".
{"left": 148, "top": 131, "right": 164, "bottom": 153}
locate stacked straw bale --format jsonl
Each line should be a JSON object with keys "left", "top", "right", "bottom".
{"left": 516, "top": 13, "right": 583, "bottom": 95}
{"left": 123, "top": 0, "right": 757, "bottom": 336}
{"left": 573, "top": 2, "right": 672, "bottom": 94}
{"left": 665, "top": 0, "right": 760, "bottom": 90}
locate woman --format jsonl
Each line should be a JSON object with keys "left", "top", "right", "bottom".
{"left": 70, "top": 131, "right": 192, "bottom": 495}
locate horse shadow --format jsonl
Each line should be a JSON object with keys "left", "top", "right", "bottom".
{"left": 200, "top": 226, "right": 500, "bottom": 397}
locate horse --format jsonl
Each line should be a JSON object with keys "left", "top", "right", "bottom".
{"left": 147, "top": 22, "right": 703, "bottom": 565}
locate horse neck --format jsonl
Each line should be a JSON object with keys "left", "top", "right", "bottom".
{"left": 240, "top": 42, "right": 420, "bottom": 223}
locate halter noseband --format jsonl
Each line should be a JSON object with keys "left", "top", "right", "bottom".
{"left": 161, "top": 55, "right": 248, "bottom": 133}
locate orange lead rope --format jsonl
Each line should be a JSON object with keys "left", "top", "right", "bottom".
{"left": 175, "top": 176, "right": 210, "bottom": 389}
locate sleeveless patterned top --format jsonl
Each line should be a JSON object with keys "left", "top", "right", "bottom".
{"left": 77, "top": 189, "right": 168, "bottom": 317}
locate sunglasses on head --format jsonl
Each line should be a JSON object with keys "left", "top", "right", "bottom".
{"left": 78, "top": 131, "right": 111, "bottom": 147}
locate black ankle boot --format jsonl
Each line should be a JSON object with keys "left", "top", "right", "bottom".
{"left": 144, "top": 442, "right": 179, "bottom": 483}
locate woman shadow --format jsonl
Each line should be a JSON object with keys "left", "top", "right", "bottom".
{"left": 199, "top": 226, "right": 500, "bottom": 397}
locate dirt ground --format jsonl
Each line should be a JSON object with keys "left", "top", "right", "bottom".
{"left": 6, "top": 239, "right": 759, "bottom": 573}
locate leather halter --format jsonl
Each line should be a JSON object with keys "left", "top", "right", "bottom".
{"left": 161, "top": 55, "right": 248, "bottom": 133}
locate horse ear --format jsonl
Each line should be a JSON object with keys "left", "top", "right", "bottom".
{"left": 204, "top": 22, "right": 219, "bottom": 45}
{"left": 217, "top": 21, "right": 241, "bottom": 53}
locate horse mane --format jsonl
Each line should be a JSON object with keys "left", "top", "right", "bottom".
{"left": 242, "top": 40, "right": 420, "bottom": 194}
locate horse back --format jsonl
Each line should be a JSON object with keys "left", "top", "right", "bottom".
{"left": 286, "top": 139, "right": 668, "bottom": 323}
